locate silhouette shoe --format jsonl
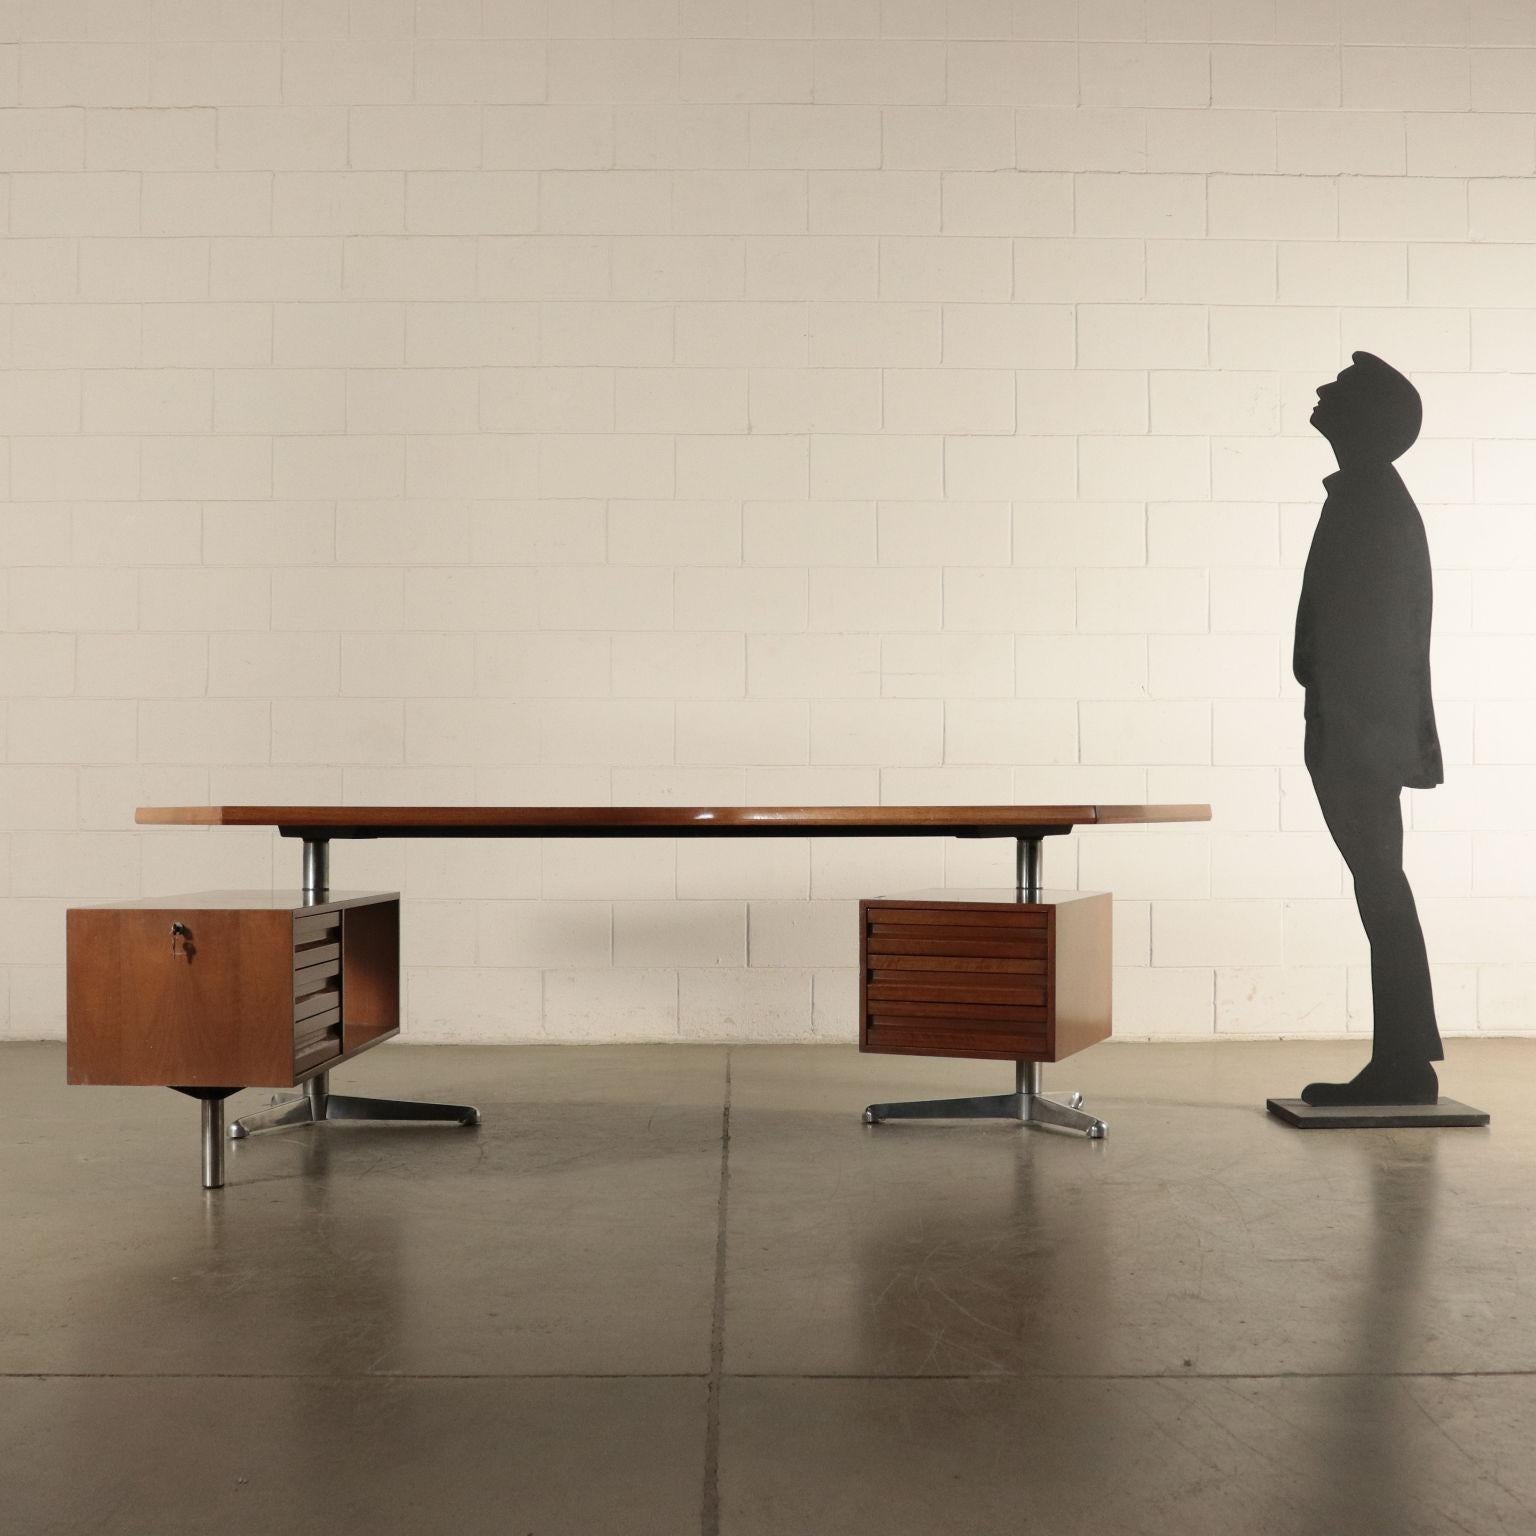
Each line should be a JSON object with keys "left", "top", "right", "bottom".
{"left": 1301, "top": 1059, "right": 1439, "bottom": 1108}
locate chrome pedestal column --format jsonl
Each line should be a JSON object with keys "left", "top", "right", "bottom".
{"left": 202, "top": 1097, "right": 225, "bottom": 1188}
{"left": 861, "top": 835, "right": 1109, "bottom": 1139}
{"left": 228, "top": 836, "right": 481, "bottom": 1144}
{"left": 171, "top": 1087, "right": 240, "bottom": 1189}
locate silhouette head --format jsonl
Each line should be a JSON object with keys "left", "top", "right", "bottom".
{"left": 1311, "top": 351, "right": 1422, "bottom": 466}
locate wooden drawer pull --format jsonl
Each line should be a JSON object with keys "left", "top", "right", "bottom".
{"left": 871, "top": 998, "right": 1047, "bottom": 1023}
{"left": 871, "top": 953, "right": 1046, "bottom": 975}
{"left": 867, "top": 936, "right": 1046, "bottom": 960}
{"left": 294, "top": 1005, "right": 341, "bottom": 1043}
{"left": 866, "top": 977, "right": 1049, "bottom": 1006}
{"left": 294, "top": 1034, "right": 341, "bottom": 1072}
{"left": 866, "top": 1018, "right": 1048, "bottom": 1051}
{"left": 872, "top": 907, "right": 1046, "bottom": 929}
{"left": 293, "top": 955, "right": 340, "bottom": 997}
{"left": 869, "top": 922, "right": 1044, "bottom": 945}
{"left": 295, "top": 985, "right": 340, "bottom": 1023}
{"left": 293, "top": 914, "right": 340, "bottom": 945}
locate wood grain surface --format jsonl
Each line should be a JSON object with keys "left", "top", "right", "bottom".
{"left": 135, "top": 803, "right": 1211, "bottom": 834}
{"left": 859, "top": 891, "right": 1113, "bottom": 1065}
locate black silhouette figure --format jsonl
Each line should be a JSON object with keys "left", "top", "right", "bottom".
{"left": 1294, "top": 352, "right": 1443, "bottom": 1107}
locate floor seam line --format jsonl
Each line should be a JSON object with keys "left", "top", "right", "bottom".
{"left": 720, "top": 1369, "right": 1536, "bottom": 1382}
{"left": 7, "top": 1368, "right": 1536, "bottom": 1384}
{"left": 701, "top": 1046, "right": 732, "bottom": 1536}
{"left": 0, "top": 1371, "right": 710, "bottom": 1381}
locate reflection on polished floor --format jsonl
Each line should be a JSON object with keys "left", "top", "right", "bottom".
{"left": 2, "top": 1038, "right": 1534, "bottom": 1535}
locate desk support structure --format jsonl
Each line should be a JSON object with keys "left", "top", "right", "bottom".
{"left": 122, "top": 803, "right": 1211, "bottom": 1171}
{"left": 863, "top": 835, "right": 1109, "bottom": 1138}
{"left": 170, "top": 1087, "right": 239, "bottom": 1191}
{"left": 228, "top": 836, "right": 481, "bottom": 1144}
{"left": 302, "top": 836, "right": 328, "bottom": 905}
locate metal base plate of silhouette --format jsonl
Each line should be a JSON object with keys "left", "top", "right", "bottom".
{"left": 1266, "top": 1097, "right": 1489, "bottom": 1129}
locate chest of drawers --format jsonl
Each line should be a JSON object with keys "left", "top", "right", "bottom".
{"left": 859, "top": 888, "right": 1111, "bottom": 1064}
{"left": 66, "top": 890, "right": 399, "bottom": 1090}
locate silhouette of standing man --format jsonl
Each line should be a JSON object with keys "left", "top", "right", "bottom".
{"left": 1295, "top": 352, "right": 1443, "bottom": 1106}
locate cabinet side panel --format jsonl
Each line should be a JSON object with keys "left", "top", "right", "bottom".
{"left": 1050, "top": 893, "right": 1112, "bottom": 1062}
{"left": 68, "top": 910, "right": 126, "bottom": 1085}
{"left": 342, "top": 898, "right": 400, "bottom": 1054}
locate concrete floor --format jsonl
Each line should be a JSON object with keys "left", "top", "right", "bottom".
{"left": 2, "top": 1038, "right": 1535, "bottom": 1535}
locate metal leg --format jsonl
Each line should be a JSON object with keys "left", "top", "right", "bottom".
{"left": 325, "top": 1093, "right": 480, "bottom": 1126}
{"left": 173, "top": 1088, "right": 241, "bottom": 1189}
{"left": 230, "top": 1068, "right": 481, "bottom": 1138}
{"left": 861, "top": 1091, "right": 1027, "bottom": 1123}
{"left": 305, "top": 1071, "right": 328, "bottom": 1119}
{"left": 1016, "top": 835, "right": 1043, "bottom": 900}
{"left": 864, "top": 1059, "right": 1106, "bottom": 1138}
{"left": 1027, "top": 1093, "right": 1107, "bottom": 1137}
{"left": 228, "top": 1093, "right": 315, "bottom": 1139}
{"left": 202, "top": 1097, "right": 225, "bottom": 1189}
{"left": 302, "top": 836, "right": 329, "bottom": 905}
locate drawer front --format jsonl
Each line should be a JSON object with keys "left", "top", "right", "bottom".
{"left": 293, "top": 912, "right": 342, "bottom": 1069}
{"left": 293, "top": 954, "right": 340, "bottom": 998}
{"left": 294, "top": 1032, "right": 340, "bottom": 1073}
{"left": 294, "top": 911, "right": 340, "bottom": 946}
{"left": 861, "top": 1017, "right": 1049, "bottom": 1058}
{"left": 295, "top": 987, "right": 339, "bottom": 1025}
{"left": 869, "top": 906, "right": 1048, "bottom": 931}
{"left": 861, "top": 902, "right": 1053, "bottom": 1059}
{"left": 295, "top": 997, "right": 341, "bottom": 1034}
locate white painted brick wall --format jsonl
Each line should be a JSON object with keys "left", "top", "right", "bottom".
{"left": 5, "top": 1, "right": 1536, "bottom": 1048}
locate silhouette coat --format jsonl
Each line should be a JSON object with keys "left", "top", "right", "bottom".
{"left": 1295, "top": 353, "right": 1443, "bottom": 1104}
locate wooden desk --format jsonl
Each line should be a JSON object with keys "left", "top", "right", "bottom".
{"left": 136, "top": 802, "right": 1207, "bottom": 837}
{"left": 115, "top": 803, "right": 1209, "bottom": 1184}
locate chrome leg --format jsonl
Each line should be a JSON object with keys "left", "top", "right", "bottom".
{"left": 864, "top": 1059, "right": 1106, "bottom": 1138}
{"left": 1027, "top": 1092, "right": 1107, "bottom": 1137}
{"left": 325, "top": 1093, "right": 480, "bottom": 1126}
{"left": 231, "top": 1067, "right": 480, "bottom": 1138}
{"left": 228, "top": 1092, "right": 315, "bottom": 1139}
{"left": 305, "top": 1070, "right": 328, "bottom": 1119}
{"left": 174, "top": 1088, "right": 241, "bottom": 1189}
{"left": 1016, "top": 836, "right": 1043, "bottom": 900}
{"left": 862, "top": 1092, "right": 1025, "bottom": 1123}
{"left": 202, "top": 1097, "right": 225, "bottom": 1189}
{"left": 302, "top": 837, "right": 329, "bottom": 904}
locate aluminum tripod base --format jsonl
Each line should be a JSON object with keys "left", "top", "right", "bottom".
{"left": 863, "top": 1062, "right": 1107, "bottom": 1138}
{"left": 229, "top": 1071, "right": 480, "bottom": 1140}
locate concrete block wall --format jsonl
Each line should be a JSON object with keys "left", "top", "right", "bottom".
{"left": 3, "top": 0, "right": 1535, "bottom": 1045}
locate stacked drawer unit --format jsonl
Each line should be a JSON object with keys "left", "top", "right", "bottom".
{"left": 67, "top": 891, "right": 400, "bottom": 1090}
{"left": 293, "top": 909, "right": 344, "bottom": 1073}
{"left": 859, "top": 888, "right": 1112, "bottom": 1064}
